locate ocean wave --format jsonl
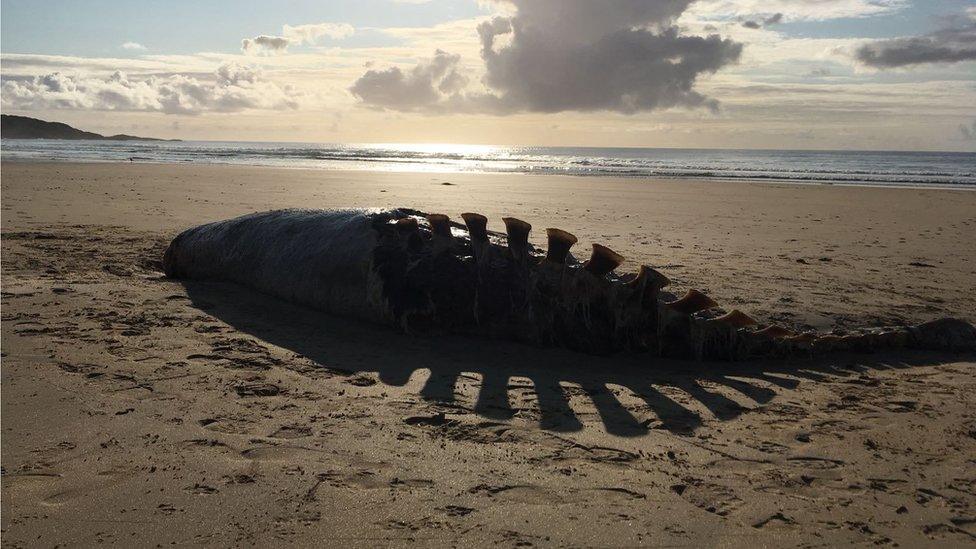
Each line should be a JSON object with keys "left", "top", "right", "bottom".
{"left": 2, "top": 139, "right": 974, "bottom": 188}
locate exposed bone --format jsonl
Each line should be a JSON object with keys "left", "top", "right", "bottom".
{"left": 585, "top": 244, "right": 625, "bottom": 276}
{"left": 396, "top": 217, "right": 419, "bottom": 232}
{"left": 756, "top": 325, "right": 795, "bottom": 339}
{"left": 667, "top": 289, "right": 719, "bottom": 315}
{"left": 502, "top": 217, "right": 532, "bottom": 261}
{"left": 711, "top": 309, "right": 758, "bottom": 329}
{"left": 627, "top": 265, "right": 671, "bottom": 290}
{"left": 394, "top": 217, "right": 422, "bottom": 251}
{"left": 426, "top": 214, "right": 452, "bottom": 238}
{"left": 625, "top": 265, "right": 671, "bottom": 311}
{"left": 545, "top": 228, "right": 578, "bottom": 264}
{"left": 460, "top": 212, "right": 488, "bottom": 242}
{"left": 426, "top": 213, "right": 454, "bottom": 254}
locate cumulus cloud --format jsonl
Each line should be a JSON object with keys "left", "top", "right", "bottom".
{"left": 1, "top": 63, "right": 301, "bottom": 114}
{"left": 282, "top": 23, "right": 354, "bottom": 45}
{"left": 241, "top": 35, "right": 290, "bottom": 55}
{"left": 856, "top": 18, "right": 976, "bottom": 68}
{"left": 349, "top": 49, "right": 469, "bottom": 111}
{"left": 351, "top": 0, "right": 742, "bottom": 114}
{"left": 120, "top": 41, "right": 146, "bottom": 51}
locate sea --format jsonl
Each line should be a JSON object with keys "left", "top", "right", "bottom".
{"left": 2, "top": 139, "right": 975, "bottom": 188}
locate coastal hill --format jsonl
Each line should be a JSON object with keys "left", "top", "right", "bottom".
{"left": 1, "top": 114, "right": 178, "bottom": 141}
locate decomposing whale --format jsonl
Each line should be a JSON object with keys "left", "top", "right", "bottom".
{"left": 163, "top": 208, "right": 976, "bottom": 360}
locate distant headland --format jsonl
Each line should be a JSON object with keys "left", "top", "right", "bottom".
{"left": 1, "top": 115, "right": 180, "bottom": 141}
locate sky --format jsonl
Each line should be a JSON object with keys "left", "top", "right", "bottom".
{"left": 1, "top": 0, "right": 975, "bottom": 151}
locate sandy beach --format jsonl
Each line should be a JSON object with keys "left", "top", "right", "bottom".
{"left": 3, "top": 161, "right": 976, "bottom": 546}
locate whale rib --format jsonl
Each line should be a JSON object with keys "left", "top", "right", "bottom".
{"left": 164, "top": 208, "right": 976, "bottom": 360}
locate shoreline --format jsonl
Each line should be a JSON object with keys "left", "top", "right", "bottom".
{"left": 3, "top": 156, "right": 974, "bottom": 192}
{"left": 3, "top": 147, "right": 974, "bottom": 191}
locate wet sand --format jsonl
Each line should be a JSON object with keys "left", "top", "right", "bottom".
{"left": 3, "top": 161, "right": 976, "bottom": 546}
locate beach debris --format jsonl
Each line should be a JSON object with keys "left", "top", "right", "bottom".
{"left": 163, "top": 208, "right": 976, "bottom": 360}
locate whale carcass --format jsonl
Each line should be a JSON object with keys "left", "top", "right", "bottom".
{"left": 163, "top": 208, "right": 976, "bottom": 360}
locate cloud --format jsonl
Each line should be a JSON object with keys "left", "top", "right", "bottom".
{"left": 351, "top": 0, "right": 742, "bottom": 114}
{"left": 1, "top": 63, "right": 301, "bottom": 114}
{"left": 742, "top": 12, "right": 782, "bottom": 29}
{"left": 283, "top": 23, "right": 354, "bottom": 44}
{"left": 241, "top": 35, "right": 290, "bottom": 55}
{"left": 690, "top": 0, "right": 905, "bottom": 21}
{"left": 0, "top": 53, "right": 204, "bottom": 75}
{"left": 856, "top": 17, "right": 976, "bottom": 68}
{"left": 121, "top": 42, "right": 146, "bottom": 51}
{"left": 241, "top": 22, "right": 354, "bottom": 56}
{"left": 350, "top": 49, "right": 470, "bottom": 111}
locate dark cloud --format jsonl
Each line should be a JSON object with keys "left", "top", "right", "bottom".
{"left": 742, "top": 13, "right": 783, "bottom": 29}
{"left": 856, "top": 19, "right": 976, "bottom": 68}
{"left": 478, "top": 20, "right": 742, "bottom": 113}
{"left": 351, "top": 0, "right": 741, "bottom": 115}
{"left": 241, "top": 35, "right": 290, "bottom": 55}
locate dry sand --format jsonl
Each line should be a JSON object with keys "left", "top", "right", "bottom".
{"left": 2, "top": 161, "right": 975, "bottom": 547}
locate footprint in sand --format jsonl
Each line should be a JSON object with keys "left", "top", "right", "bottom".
{"left": 234, "top": 382, "right": 281, "bottom": 397}
{"left": 673, "top": 479, "right": 742, "bottom": 517}
{"left": 438, "top": 505, "right": 476, "bottom": 517}
{"left": 184, "top": 483, "right": 219, "bottom": 495}
{"left": 269, "top": 425, "right": 313, "bottom": 439}
{"left": 41, "top": 485, "right": 103, "bottom": 507}
{"left": 198, "top": 417, "right": 255, "bottom": 435}
{"left": 3, "top": 472, "right": 63, "bottom": 502}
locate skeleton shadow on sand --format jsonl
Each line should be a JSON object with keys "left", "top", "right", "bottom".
{"left": 181, "top": 279, "right": 972, "bottom": 438}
